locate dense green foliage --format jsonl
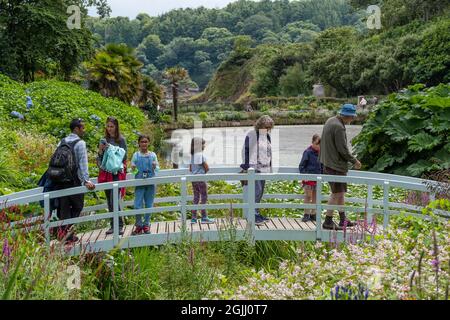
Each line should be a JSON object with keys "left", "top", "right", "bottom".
{"left": 199, "top": 14, "right": 450, "bottom": 102}
{"left": 84, "top": 43, "right": 162, "bottom": 108}
{"left": 354, "top": 84, "right": 450, "bottom": 177}
{"left": 0, "top": 73, "right": 148, "bottom": 191}
{"left": 86, "top": 0, "right": 362, "bottom": 89}
{"left": 0, "top": 0, "right": 110, "bottom": 82}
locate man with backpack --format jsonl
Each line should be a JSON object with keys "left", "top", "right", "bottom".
{"left": 49, "top": 118, "right": 96, "bottom": 242}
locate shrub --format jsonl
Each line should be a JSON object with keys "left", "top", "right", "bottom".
{"left": 199, "top": 112, "right": 208, "bottom": 122}
{"left": 354, "top": 84, "right": 450, "bottom": 177}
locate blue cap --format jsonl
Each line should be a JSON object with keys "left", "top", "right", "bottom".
{"left": 339, "top": 104, "right": 357, "bottom": 117}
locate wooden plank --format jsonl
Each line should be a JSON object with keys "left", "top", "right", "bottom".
{"left": 292, "top": 219, "right": 304, "bottom": 230}
{"left": 217, "top": 218, "right": 227, "bottom": 231}
{"left": 256, "top": 220, "right": 269, "bottom": 230}
{"left": 80, "top": 230, "right": 95, "bottom": 244}
{"left": 288, "top": 218, "right": 302, "bottom": 230}
{"left": 163, "top": 221, "right": 170, "bottom": 234}
{"left": 297, "top": 220, "right": 311, "bottom": 231}
{"left": 191, "top": 220, "right": 201, "bottom": 233}
{"left": 88, "top": 229, "right": 103, "bottom": 243}
{"left": 207, "top": 220, "right": 217, "bottom": 232}
{"left": 174, "top": 221, "right": 182, "bottom": 233}
{"left": 150, "top": 222, "right": 158, "bottom": 234}
{"left": 274, "top": 218, "right": 287, "bottom": 230}
{"left": 280, "top": 217, "right": 295, "bottom": 230}
{"left": 155, "top": 221, "right": 162, "bottom": 234}
{"left": 304, "top": 221, "right": 316, "bottom": 231}
{"left": 123, "top": 225, "right": 133, "bottom": 238}
{"left": 236, "top": 218, "right": 246, "bottom": 230}
{"left": 266, "top": 219, "right": 278, "bottom": 230}
{"left": 97, "top": 228, "right": 109, "bottom": 241}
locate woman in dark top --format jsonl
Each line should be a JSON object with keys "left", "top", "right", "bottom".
{"left": 98, "top": 116, "right": 128, "bottom": 235}
{"left": 299, "top": 134, "right": 322, "bottom": 223}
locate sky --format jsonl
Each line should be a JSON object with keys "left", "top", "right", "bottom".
{"left": 89, "top": 0, "right": 240, "bottom": 18}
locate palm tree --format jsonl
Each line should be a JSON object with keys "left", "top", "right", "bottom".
{"left": 136, "top": 75, "right": 163, "bottom": 110}
{"left": 163, "top": 66, "right": 188, "bottom": 122}
{"left": 85, "top": 44, "right": 143, "bottom": 104}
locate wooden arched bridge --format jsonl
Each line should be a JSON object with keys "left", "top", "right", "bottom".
{"left": 2, "top": 167, "right": 448, "bottom": 256}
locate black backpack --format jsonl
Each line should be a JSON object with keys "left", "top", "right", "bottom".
{"left": 48, "top": 139, "right": 81, "bottom": 185}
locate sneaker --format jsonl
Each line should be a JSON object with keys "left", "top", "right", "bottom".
{"left": 255, "top": 215, "right": 265, "bottom": 226}
{"left": 322, "top": 220, "right": 343, "bottom": 231}
{"left": 57, "top": 228, "right": 68, "bottom": 241}
{"left": 143, "top": 226, "right": 151, "bottom": 234}
{"left": 201, "top": 217, "right": 215, "bottom": 224}
{"left": 65, "top": 234, "right": 79, "bottom": 244}
{"left": 310, "top": 215, "right": 316, "bottom": 222}
{"left": 255, "top": 213, "right": 269, "bottom": 222}
{"left": 191, "top": 218, "right": 198, "bottom": 224}
{"left": 302, "top": 214, "right": 311, "bottom": 222}
{"left": 339, "top": 219, "right": 357, "bottom": 228}
{"left": 132, "top": 226, "right": 142, "bottom": 236}
{"left": 106, "top": 228, "right": 125, "bottom": 236}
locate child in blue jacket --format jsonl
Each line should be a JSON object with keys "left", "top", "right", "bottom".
{"left": 299, "top": 134, "right": 323, "bottom": 222}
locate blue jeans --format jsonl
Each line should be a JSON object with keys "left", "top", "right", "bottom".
{"left": 134, "top": 185, "right": 156, "bottom": 227}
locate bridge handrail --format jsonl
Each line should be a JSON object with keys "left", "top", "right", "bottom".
{"left": 1, "top": 167, "right": 447, "bottom": 246}
{"left": 0, "top": 168, "right": 430, "bottom": 203}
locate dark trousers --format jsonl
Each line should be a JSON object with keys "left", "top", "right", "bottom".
{"left": 192, "top": 182, "right": 208, "bottom": 219}
{"left": 55, "top": 183, "right": 84, "bottom": 232}
{"left": 105, "top": 174, "right": 124, "bottom": 229}
{"left": 255, "top": 180, "right": 266, "bottom": 215}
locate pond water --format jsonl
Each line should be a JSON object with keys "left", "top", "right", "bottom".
{"left": 164, "top": 125, "right": 362, "bottom": 168}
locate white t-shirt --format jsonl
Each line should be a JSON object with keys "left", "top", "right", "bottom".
{"left": 191, "top": 153, "right": 207, "bottom": 175}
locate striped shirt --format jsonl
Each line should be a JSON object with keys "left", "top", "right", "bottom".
{"left": 58, "top": 133, "right": 90, "bottom": 185}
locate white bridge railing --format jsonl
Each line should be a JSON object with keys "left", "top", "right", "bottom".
{"left": 1, "top": 167, "right": 448, "bottom": 248}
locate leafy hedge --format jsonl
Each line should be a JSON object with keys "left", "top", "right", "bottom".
{"left": 0, "top": 73, "right": 150, "bottom": 192}
{"left": 353, "top": 84, "right": 450, "bottom": 177}
{"left": 0, "top": 75, "right": 148, "bottom": 150}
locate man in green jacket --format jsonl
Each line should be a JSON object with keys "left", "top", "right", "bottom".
{"left": 320, "top": 104, "right": 362, "bottom": 230}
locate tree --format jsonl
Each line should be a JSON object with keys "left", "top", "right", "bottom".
{"left": 137, "top": 35, "right": 164, "bottom": 64}
{"left": 137, "top": 76, "right": 163, "bottom": 110}
{"left": 0, "top": 0, "right": 102, "bottom": 82}
{"left": 279, "top": 63, "right": 311, "bottom": 96}
{"left": 163, "top": 67, "right": 188, "bottom": 122}
{"left": 241, "top": 14, "right": 273, "bottom": 40}
{"left": 85, "top": 44, "right": 143, "bottom": 104}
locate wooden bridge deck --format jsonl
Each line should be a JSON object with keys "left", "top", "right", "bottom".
{"left": 52, "top": 218, "right": 380, "bottom": 255}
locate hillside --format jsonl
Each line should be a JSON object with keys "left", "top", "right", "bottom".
{"left": 0, "top": 74, "right": 149, "bottom": 193}
{"left": 195, "top": 15, "right": 450, "bottom": 103}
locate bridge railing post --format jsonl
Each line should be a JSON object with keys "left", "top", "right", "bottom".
{"left": 367, "top": 184, "right": 374, "bottom": 224}
{"left": 243, "top": 182, "right": 249, "bottom": 220}
{"left": 247, "top": 168, "right": 256, "bottom": 244}
{"left": 113, "top": 183, "right": 120, "bottom": 247}
{"left": 316, "top": 176, "right": 323, "bottom": 241}
{"left": 44, "top": 194, "right": 51, "bottom": 246}
{"left": 383, "top": 181, "right": 390, "bottom": 229}
{"left": 180, "top": 177, "right": 187, "bottom": 230}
